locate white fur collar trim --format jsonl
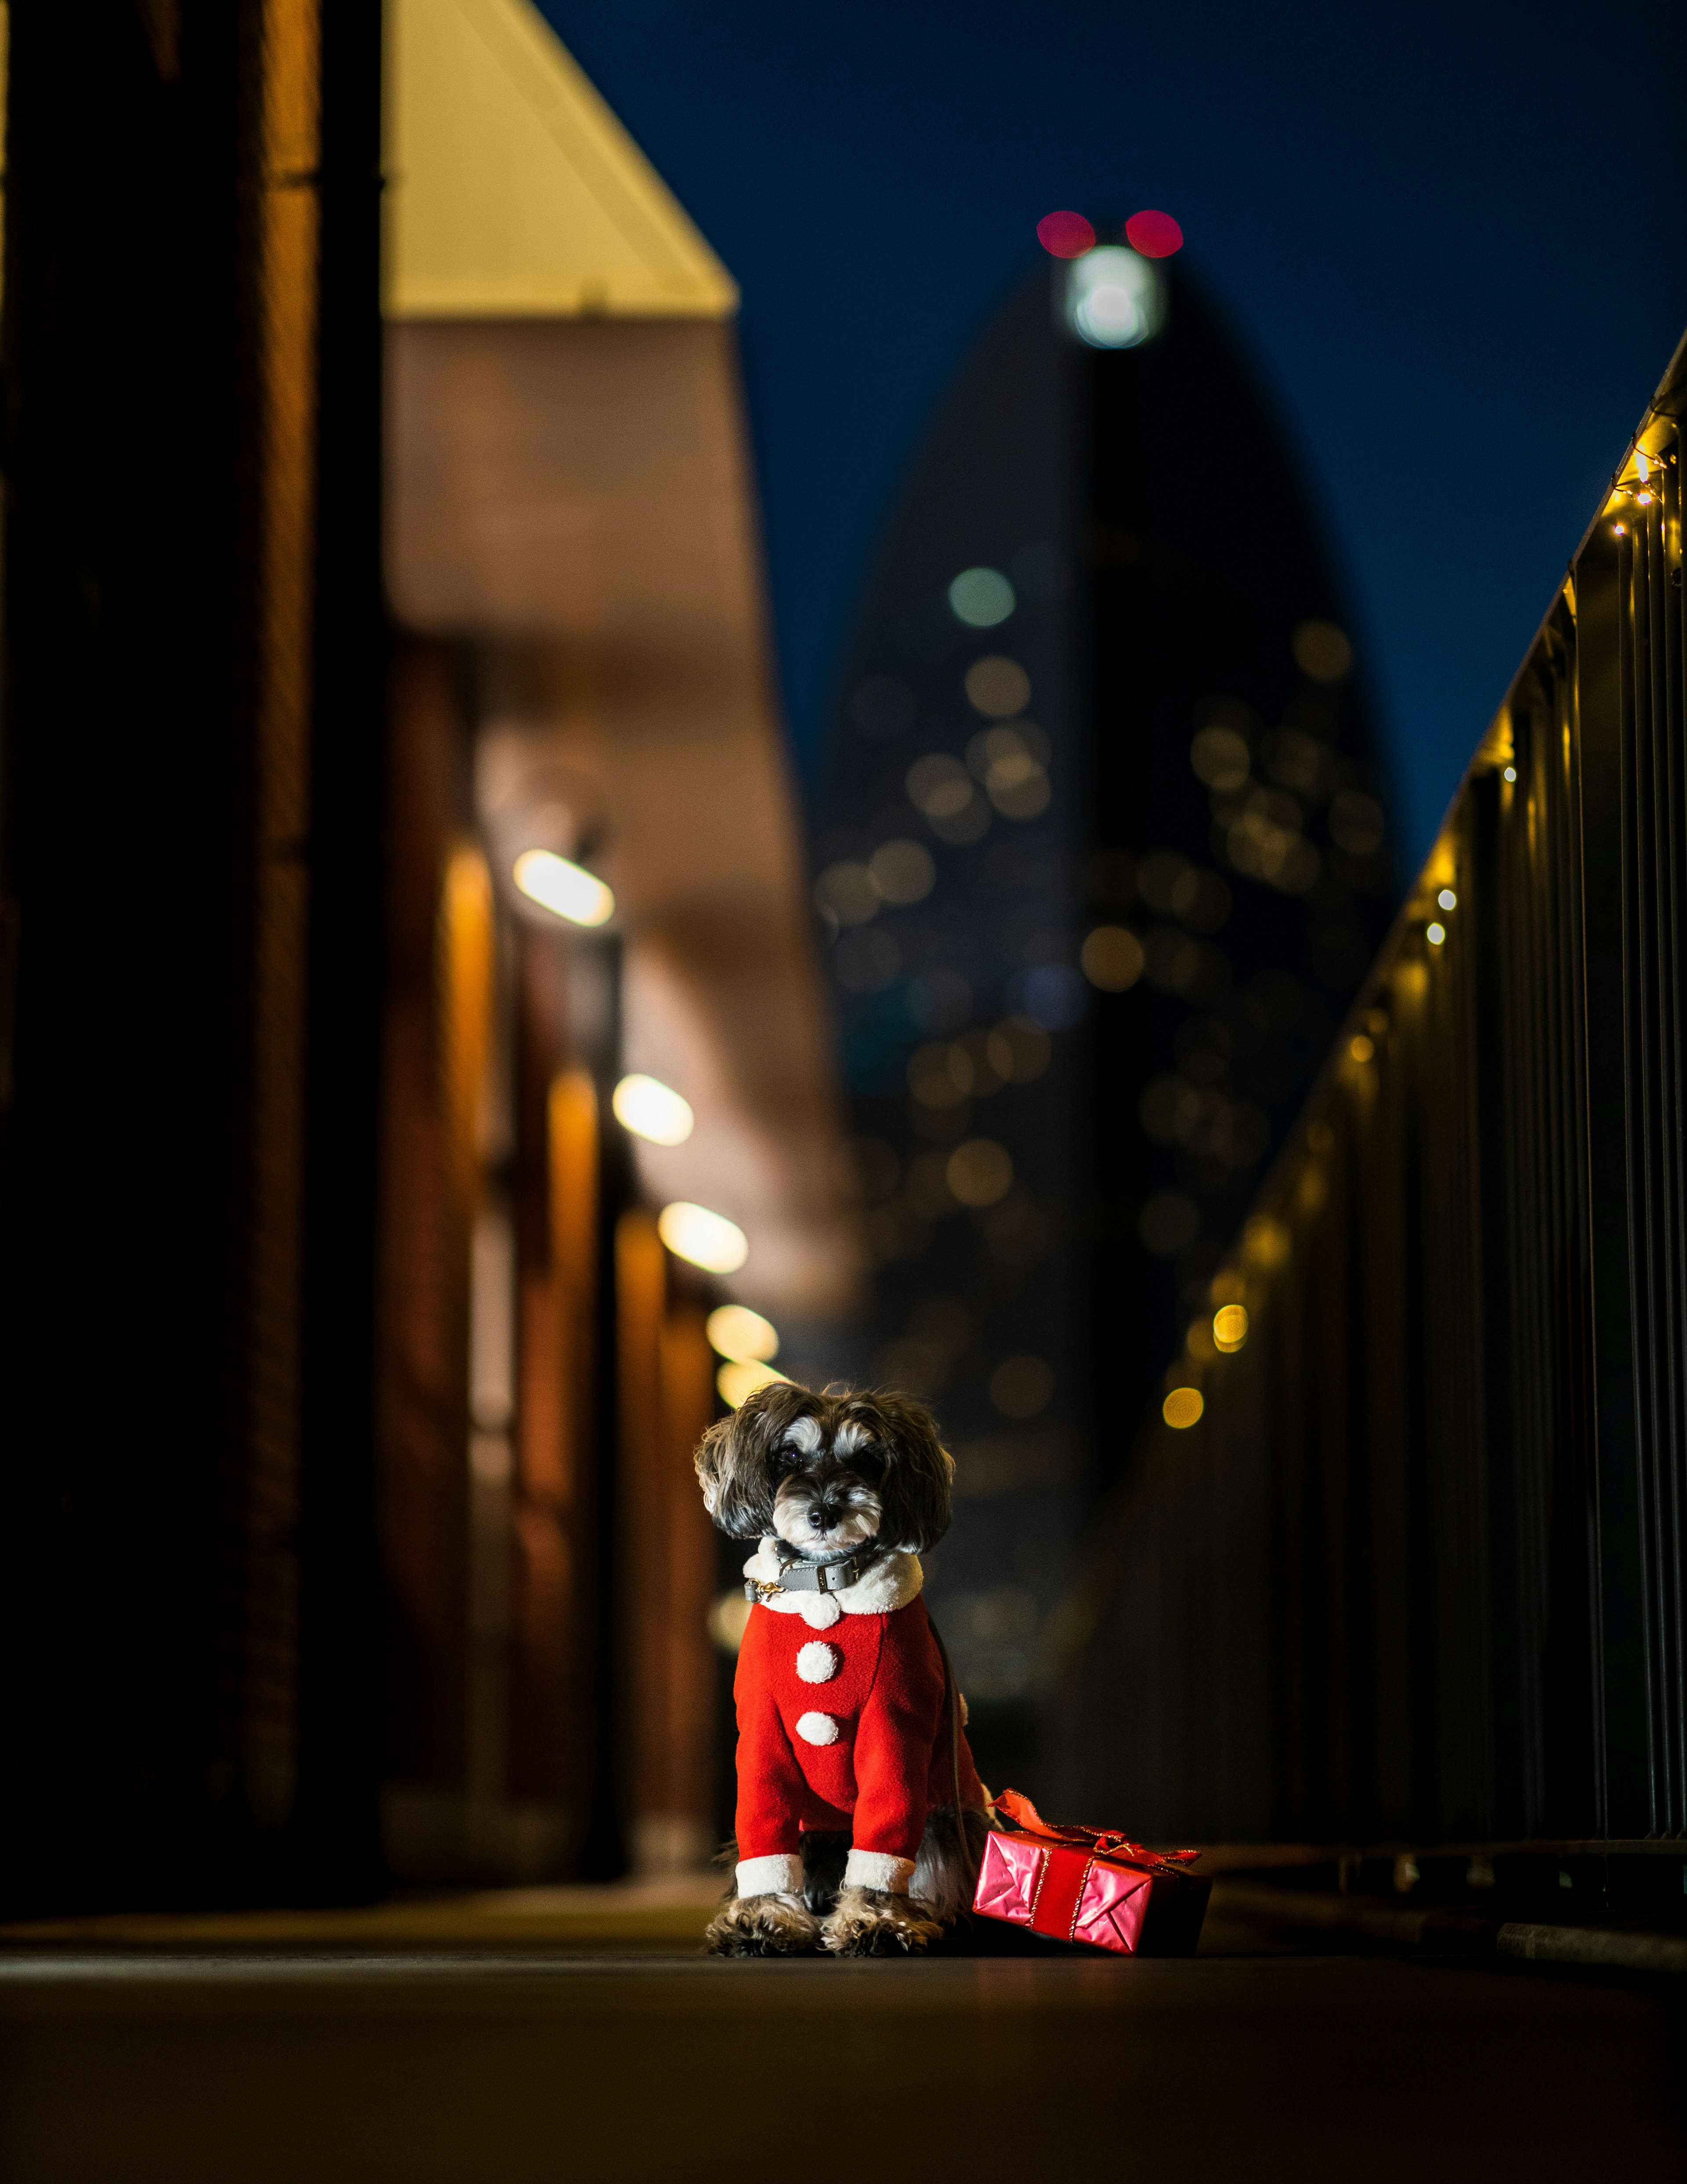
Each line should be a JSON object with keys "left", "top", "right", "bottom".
{"left": 743, "top": 1539, "right": 923, "bottom": 1628}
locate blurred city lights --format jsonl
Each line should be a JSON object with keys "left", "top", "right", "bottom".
{"left": 1065, "top": 246, "right": 1162, "bottom": 349}
{"left": 717, "top": 1357, "right": 788, "bottom": 1408}
{"left": 982, "top": 741, "right": 1049, "bottom": 818}
{"left": 1124, "top": 209, "right": 1183, "bottom": 258}
{"left": 1504, "top": 766, "right": 1518, "bottom": 783}
{"left": 1637, "top": 451, "right": 1651, "bottom": 482}
{"left": 1163, "top": 1386, "right": 1204, "bottom": 1429}
{"left": 987, "top": 1016, "right": 1051, "bottom": 1082}
{"left": 1036, "top": 209, "right": 1095, "bottom": 259}
{"left": 1081, "top": 925, "right": 1145, "bottom": 991}
{"left": 1213, "top": 1303, "right": 1249, "bottom": 1353}
{"left": 1191, "top": 724, "right": 1251, "bottom": 790}
{"left": 1426, "top": 922, "right": 1447, "bottom": 947}
{"left": 513, "top": 848, "right": 614, "bottom": 926}
{"left": 905, "top": 752, "right": 982, "bottom": 848}
{"left": 968, "top": 718, "right": 1049, "bottom": 777}
{"left": 1292, "top": 620, "right": 1353, "bottom": 682}
{"left": 1349, "top": 1034, "right": 1374, "bottom": 1063}
{"left": 947, "top": 1138, "right": 1013, "bottom": 1206}
{"left": 612, "top": 1073, "right": 695, "bottom": 1146}
{"left": 868, "top": 837, "right": 935, "bottom": 904}
{"left": 948, "top": 566, "right": 1016, "bottom": 627}
{"left": 707, "top": 1303, "right": 779, "bottom": 1363}
{"left": 963, "top": 655, "right": 1032, "bottom": 717}
{"left": 909, "top": 1040, "right": 973, "bottom": 1109}
{"left": 1009, "top": 961, "right": 1086, "bottom": 1030}
{"left": 1438, "top": 888, "right": 1457, "bottom": 911}
{"left": 815, "top": 859, "right": 880, "bottom": 925}
{"left": 658, "top": 1200, "right": 748, "bottom": 1273}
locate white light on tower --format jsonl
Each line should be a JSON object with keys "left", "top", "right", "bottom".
{"left": 1065, "top": 246, "right": 1164, "bottom": 350}
{"left": 613, "top": 1074, "right": 694, "bottom": 1146}
{"left": 658, "top": 1201, "right": 748, "bottom": 1274}
{"left": 513, "top": 849, "right": 614, "bottom": 927}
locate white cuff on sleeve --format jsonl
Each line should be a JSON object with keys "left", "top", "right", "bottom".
{"left": 736, "top": 1853, "right": 804, "bottom": 1899}
{"left": 844, "top": 1848, "right": 916, "bottom": 1894}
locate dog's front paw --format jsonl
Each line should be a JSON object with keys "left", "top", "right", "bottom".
{"left": 705, "top": 1891, "right": 823, "bottom": 1958}
{"left": 820, "top": 1884, "right": 944, "bottom": 1957}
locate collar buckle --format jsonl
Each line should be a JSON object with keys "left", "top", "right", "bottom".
{"left": 750, "top": 1542, "right": 881, "bottom": 1598}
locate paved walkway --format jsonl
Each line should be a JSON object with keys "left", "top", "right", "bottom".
{"left": 0, "top": 1887, "right": 1679, "bottom": 2180}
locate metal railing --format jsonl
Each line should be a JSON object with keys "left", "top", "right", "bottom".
{"left": 1054, "top": 331, "right": 1687, "bottom": 1847}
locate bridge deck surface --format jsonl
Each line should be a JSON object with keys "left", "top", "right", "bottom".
{"left": 0, "top": 1888, "right": 1679, "bottom": 2180}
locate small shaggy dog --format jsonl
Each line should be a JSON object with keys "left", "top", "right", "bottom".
{"left": 694, "top": 1379, "right": 991, "bottom": 1957}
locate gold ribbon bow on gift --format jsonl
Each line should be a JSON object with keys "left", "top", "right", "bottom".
{"left": 992, "top": 1787, "right": 1202, "bottom": 1880}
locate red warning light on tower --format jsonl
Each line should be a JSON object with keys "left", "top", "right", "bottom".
{"left": 1036, "top": 210, "right": 1096, "bottom": 260}
{"left": 1124, "top": 210, "right": 1183, "bottom": 258}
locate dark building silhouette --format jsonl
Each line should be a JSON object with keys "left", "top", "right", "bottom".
{"left": 1082, "top": 259, "right": 1398, "bottom": 1448}
{"left": 814, "top": 245, "right": 1397, "bottom": 1780}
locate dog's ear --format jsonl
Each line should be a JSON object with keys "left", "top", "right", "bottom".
{"left": 851, "top": 1390, "right": 954, "bottom": 1553}
{"left": 694, "top": 1380, "right": 819, "bottom": 1539}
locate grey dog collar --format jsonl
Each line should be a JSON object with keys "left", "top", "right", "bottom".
{"left": 744, "top": 1542, "right": 881, "bottom": 1601}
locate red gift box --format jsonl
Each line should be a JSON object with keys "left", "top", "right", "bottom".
{"left": 972, "top": 1789, "right": 1209, "bottom": 1956}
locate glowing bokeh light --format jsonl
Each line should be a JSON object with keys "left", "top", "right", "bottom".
{"left": 1124, "top": 209, "right": 1184, "bottom": 258}
{"left": 717, "top": 1357, "right": 789, "bottom": 1409}
{"left": 1349, "top": 1034, "right": 1375, "bottom": 1064}
{"left": 947, "top": 1138, "right": 1013, "bottom": 1207}
{"left": 1438, "top": 889, "right": 1457, "bottom": 911}
{"left": 963, "top": 655, "right": 1031, "bottom": 717}
{"left": 1065, "top": 246, "right": 1163, "bottom": 349}
{"left": 1036, "top": 209, "right": 1095, "bottom": 259}
{"left": 1081, "top": 925, "right": 1145, "bottom": 991}
{"left": 513, "top": 849, "right": 614, "bottom": 927}
{"left": 1213, "top": 1304, "right": 1249, "bottom": 1353}
{"left": 706, "top": 1303, "right": 779, "bottom": 1364}
{"left": 814, "top": 860, "right": 880, "bottom": 926}
{"left": 1292, "top": 620, "right": 1353, "bottom": 683}
{"left": 868, "top": 838, "right": 935, "bottom": 906}
{"left": 1163, "top": 1386, "right": 1204, "bottom": 1429}
{"left": 658, "top": 1201, "right": 748, "bottom": 1273}
{"left": 1426, "top": 922, "right": 1447, "bottom": 947}
{"left": 612, "top": 1073, "right": 694, "bottom": 1146}
{"left": 948, "top": 566, "right": 1015, "bottom": 628}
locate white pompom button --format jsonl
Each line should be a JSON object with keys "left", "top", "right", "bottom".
{"left": 795, "top": 1711, "right": 840, "bottom": 1746}
{"left": 796, "top": 1641, "right": 840, "bottom": 1684}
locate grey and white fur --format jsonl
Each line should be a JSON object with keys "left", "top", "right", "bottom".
{"left": 695, "top": 1380, "right": 990, "bottom": 1958}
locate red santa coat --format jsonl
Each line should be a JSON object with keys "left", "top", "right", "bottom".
{"left": 733, "top": 1553, "right": 985, "bottom": 1865}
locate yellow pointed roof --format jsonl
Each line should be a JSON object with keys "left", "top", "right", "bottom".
{"left": 384, "top": 0, "right": 738, "bottom": 319}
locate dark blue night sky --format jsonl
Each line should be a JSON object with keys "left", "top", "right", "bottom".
{"left": 539, "top": 0, "right": 1687, "bottom": 867}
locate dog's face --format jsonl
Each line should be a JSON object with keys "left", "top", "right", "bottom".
{"left": 694, "top": 1383, "right": 953, "bottom": 1555}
